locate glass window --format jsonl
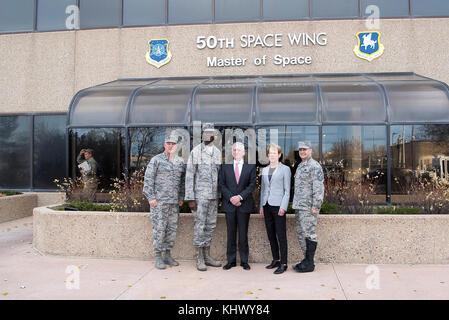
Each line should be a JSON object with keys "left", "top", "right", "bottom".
{"left": 263, "top": 0, "right": 309, "bottom": 20}
{"left": 70, "top": 87, "right": 135, "bottom": 126}
{"left": 33, "top": 115, "right": 67, "bottom": 189}
{"left": 320, "top": 82, "right": 386, "bottom": 123}
{"left": 390, "top": 125, "right": 449, "bottom": 203}
{"left": 257, "top": 84, "right": 318, "bottom": 124}
{"left": 257, "top": 125, "right": 319, "bottom": 202}
{"left": 215, "top": 0, "right": 260, "bottom": 22}
{"left": 0, "top": 0, "right": 34, "bottom": 33}
{"left": 70, "top": 128, "right": 125, "bottom": 191}
{"left": 124, "top": 0, "right": 165, "bottom": 26}
{"left": 362, "top": 0, "right": 409, "bottom": 18}
{"left": 129, "top": 127, "right": 188, "bottom": 171}
{"left": 192, "top": 85, "right": 254, "bottom": 125}
{"left": 168, "top": 0, "right": 212, "bottom": 24}
{"left": 37, "top": 0, "right": 77, "bottom": 31}
{"left": 80, "top": 0, "right": 121, "bottom": 28}
{"left": 129, "top": 86, "right": 192, "bottom": 125}
{"left": 413, "top": 0, "right": 449, "bottom": 16}
{"left": 322, "top": 125, "right": 387, "bottom": 208}
{"left": 0, "top": 116, "right": 32, "bottom": 189}
{"left": 384, "top": 81, "right": 449, "bottom": 123}
{"left": 312, "top": 0, "right": 359, "bottom": 18}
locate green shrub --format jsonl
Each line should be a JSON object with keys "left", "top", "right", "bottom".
{"left": 320, "top": 201, "right": 340, "bottom": 214}
{"left": 0, "top": 190, "right": 23, "bottom": 196}
{"left": 375, "top": 206, "right": 422, "bottom": 214}
{"left": 62, "top": 200, "right": 112, "bottom": 212}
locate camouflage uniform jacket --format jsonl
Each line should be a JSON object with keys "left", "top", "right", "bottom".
{"left": 184, "top": 143, "right": 221, "bottom": 200}
{"left": 77, "top": 155, "right": 98, "bottom": 183}
{"left": 292, "top": 157, "right": 324, "bottom": 211}
{"left": 143, "top": 152, "right": 185, "bottom": 204}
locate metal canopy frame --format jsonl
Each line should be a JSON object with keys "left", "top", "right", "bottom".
{"left": 67, "top": 72, "right": 449, "bottom": 129}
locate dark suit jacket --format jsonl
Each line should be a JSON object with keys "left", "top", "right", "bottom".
{"left": 219, "top": 163, "right": 257, "bottom": 214}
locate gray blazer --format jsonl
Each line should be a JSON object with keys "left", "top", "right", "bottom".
{"left": 259, "top": 162, "right": 291, "bottom": 212}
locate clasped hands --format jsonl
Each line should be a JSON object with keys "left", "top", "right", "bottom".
{"left": 230, "top": 195, "right": 242, "bottom": 207}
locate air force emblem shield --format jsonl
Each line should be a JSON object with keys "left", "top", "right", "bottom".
{"left": 353, "top": 31, "right": 384, "bottom": 62}
{"left": 145, "top": 39, "right": 172, "bottom": 68}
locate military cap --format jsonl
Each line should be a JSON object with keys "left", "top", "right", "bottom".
{"left": 165, "top": 131, "right": 179, "bottom": 143}
{"left": 297, "top": 141, "right": 312, "bottom": 149}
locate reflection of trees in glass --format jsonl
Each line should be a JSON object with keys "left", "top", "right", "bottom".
{"left": 0, "top": 116, "right": 31, "bottom": 188}
{"left": 33, "top": 115, "right": 67, "bottom": 189}
{"left": 129, "top": 128, "right": 165, "bottom": 170}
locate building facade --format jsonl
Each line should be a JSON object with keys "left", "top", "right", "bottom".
{"left": 1, "top": 1, "right": 448, "bottom": 209}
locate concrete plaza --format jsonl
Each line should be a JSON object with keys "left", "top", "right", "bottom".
{"left": 1, "top": 216, "right": 448, "bottom": 300}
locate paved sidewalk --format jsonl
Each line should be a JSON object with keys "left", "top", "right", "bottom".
{"left": 1, "top": 216, "right": 448, "bottom": 300}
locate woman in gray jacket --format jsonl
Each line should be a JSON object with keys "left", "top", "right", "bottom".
{"left": 259, "top": 143, "right": 291, "bottom": 274}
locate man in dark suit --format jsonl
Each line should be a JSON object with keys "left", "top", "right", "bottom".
{"left": 219, "top": 142, "right": 257, "bottom": 270}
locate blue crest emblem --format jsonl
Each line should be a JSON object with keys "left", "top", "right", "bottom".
{"left": 145, "top": 39, "right": 172, "bottom": 68}
{"left": 353, "top": 31, "right": 385, "bottom": 62}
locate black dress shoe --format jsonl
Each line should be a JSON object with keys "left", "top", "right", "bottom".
{"left": 240, "top": 262, "right": 251, "bottom": 270}
{"left": 223, "top": 262, "right": 236, "bottom": 270}
{"left": 265, "top": 260, "right": 281, "bottom": 269}
{"left": 274, "top": 264, "right": 288, "bottom": 274}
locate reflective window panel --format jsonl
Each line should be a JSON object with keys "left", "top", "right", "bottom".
{"left": 257, "top": 84, "right": 318, "bottom": 124}
{"left": 124, "top": 0, "right": 166, "bottom": 26}
{"left": 312, "top": 0, "right": 359, "bottom": 18}
{"left": 129, "top": 127, "right": 187, "bottom": 171}
{"left": 322, "top": 125, "right": 387, "bottom": 207}
{"left": 413, "top": 0, "right": 449, "bottom": 16}
{"left": 80, "top": 0, "right": 121, "bottom": 28}
{"left": 0, "top": 0, "right": 34, "bottom": 33}
{"left": 0, "top": 116, "right": 32, "bottom": 189}
{"left": 362, "top": 0, "right": 409, "bottom": 18}
{"left": 193, "top": 85, "right": 254, "bottom": 124}
{"left": 69, "top": 128, "right": 125, "bottom": 191}
{"left": 215, "top": 0, "right": 260, "bottom": 22}
{"left": 390, "top": 125, "right": 449, "bottom": 203}
{"left": 33, "top": 115, "right": 67, "bottom": 189}
{"left": 169, "top": 0, "right": 212, "bottom": 24}
{"left": 263, "top": 0, "right": 309, "bottom": 20}
{"left": 37, "top": 0, "right": 77, "bottom": 31}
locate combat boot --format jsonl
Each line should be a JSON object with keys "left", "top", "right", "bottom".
{"left": 295, "top": 239, "right": 317, "bottom": 273}
{"left": 163, "top": 250, "right": 179, "bottom": 266}
{"left": 204, "top": 246, "right": 222, "bottom": 267}
{"left": 155, "top": 252, "right": 166, "bottom": 270}
{"left": 196, "top": 247, "right": 207, "bottom": 271}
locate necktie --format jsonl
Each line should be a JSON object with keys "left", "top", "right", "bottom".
{"left": 234, "top": 163, "right": 240, "bottom": 184}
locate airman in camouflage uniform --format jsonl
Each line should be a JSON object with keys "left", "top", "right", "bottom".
{"left": 185, "top": 127, "right": 222, "bottom": 271}
{"left": 77, "top": 148, "right": 99, "bottom": 202}
{"left": 292, "top": 141, "right": 324, "bottom": 273}
{"left": 143, "top": 131, "right": 185, "bottom": 270}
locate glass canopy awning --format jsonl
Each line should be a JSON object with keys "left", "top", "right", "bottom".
{"left": 67, "top": 73, "right": 449, "bottom": 128}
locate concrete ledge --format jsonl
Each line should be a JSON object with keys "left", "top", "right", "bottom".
{"left": 33, "top": 206, "right": 449, "bottom": 264}
{"left": 0, "top": 194, "right": 37, "bottom": 223}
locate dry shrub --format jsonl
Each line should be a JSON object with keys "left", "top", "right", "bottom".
{"left": 109, "top": 168, "right": 149, "bottom": 212}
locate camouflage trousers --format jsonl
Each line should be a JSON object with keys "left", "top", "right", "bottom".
{"left": 192, "top": 199, "right": 218, "bottom": 248}
{"left": 295, "top": 209, "right": 318, "bottom": 255}
{"left": 150, "top": 203, "right": 179, "bottom": 253}
{"left": 81, "top": 182, "right": 97, "bottom": 202}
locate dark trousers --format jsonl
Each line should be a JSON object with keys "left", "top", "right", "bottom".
{"left": 263, "top": 204, "right": 288, "bottom": 264}
{"left": 225, "top": 208, "right": 250, "bottom": 264}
